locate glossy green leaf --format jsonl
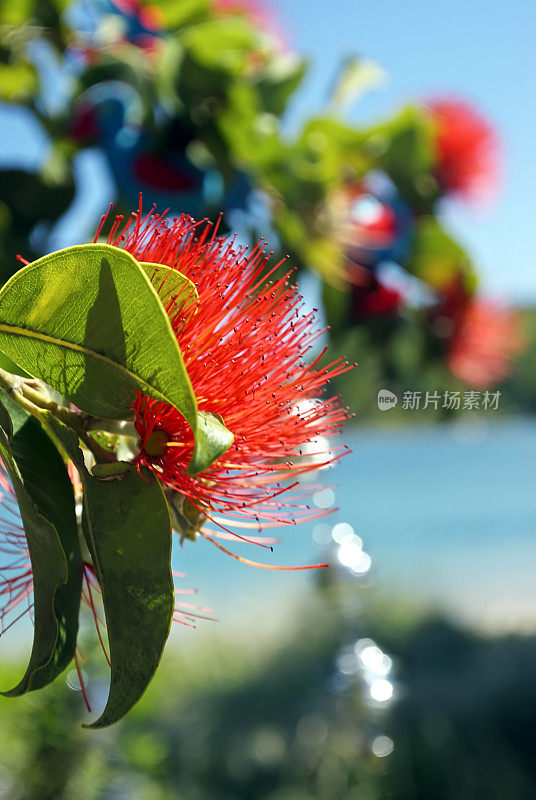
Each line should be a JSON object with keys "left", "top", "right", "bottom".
{"left": 187, "top": 410, "right": 234, "bottom": 476}
{"left": 0, "top": 403, "right": 74, "bottom": 696}
{"left": 48, "top": 419, "right": 174, "bottom": 728}
{"left": 0, "top": 244, "right": 196, "bottom": 420}
{"left": 1, "top": 396, "right": 82, "bottom": 691}
{"left": 0, "top": 244, "right": 232, "bottom": 475}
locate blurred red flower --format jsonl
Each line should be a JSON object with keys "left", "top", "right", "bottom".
{"left": 428, "top": 98, "right": 499, "bottom": 202}
{"left": 447, "top": 298, "right": 524, "bottom": 388}
{"left": 352, "top": 275, "right": 402, "bottom": 320}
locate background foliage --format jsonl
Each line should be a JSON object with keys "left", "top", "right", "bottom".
{"left": 0, "top": 0, "right": 531, "bottom": 418}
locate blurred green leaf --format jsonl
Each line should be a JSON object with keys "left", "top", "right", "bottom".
{"left": 0, "top": 62, "right": 38, "bottom": 101}
{"left": 157, "top": 0, "right": 209, "bottom": 29}
{"left": 410, "top": 216, "right": 476, "bottom": 291}
{"left": 256, "top": 53, "right": 307, "bottom": 116}
{"left": 365, "top": 106, "right": 437, "bottom": 209}
{"left": 0, "top": 0, "right": 35, "bottom": 26}
{"left": 182, "top": 17, "right": 257, "bottom": 76}
{"left": 329, "top": 55, "right": 386, "bottom": 112}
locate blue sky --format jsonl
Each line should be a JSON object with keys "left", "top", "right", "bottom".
{"left": 275, "top": 0, "right": 536, "bottom": 302}
{"left": 1, "top": 0, "right": 534, "bottom": 301}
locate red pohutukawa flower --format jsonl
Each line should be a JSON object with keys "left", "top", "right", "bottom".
{"left": 427, "top": 97, "right": 499, "bottom": 202}
{"left": 97, "top": 205, "right": 351, "bottom": 568}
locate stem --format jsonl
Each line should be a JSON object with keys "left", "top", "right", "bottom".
{"left": 0, "top": 366, "right": 117, "bottom": 464}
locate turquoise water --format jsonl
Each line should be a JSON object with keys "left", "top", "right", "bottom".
{"left": 2, "top": 418, "right": 534, "bottom": 646}
{"left": 177, "top": 417, "right": 536, "bottom": 630}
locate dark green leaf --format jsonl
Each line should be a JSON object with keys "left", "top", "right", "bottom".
{"left": 2, "top": 395, "right": 82, "bottom": 690}
{"left": 48, "top": 418, "right": 174, "bottom": 728}
{"left": 256, "top": 54, "right": 307, "bottom": 116}
{"left": 0, "top": 403, "right": 74, "bottom": 696}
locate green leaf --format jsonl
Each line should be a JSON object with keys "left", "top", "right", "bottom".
{"left": 0, "top": 349, "right": 31, "bottom": 379}
{"left": 187, "top": 410, "right": 235, "bottom": 475}
{"left": 0, "top": 396, "right": 12, "bottom": 439}
{"left": 0, "top": 244, "right": 195, "bottom": 420}
{"left": 367, "top": 106, "right": 437, "bottom": 208}
{"left": 48, "top": 419, "right": 174, "bottom": 728}
{"left": 0, "top": 245, "right": 234, "bottom": 474}
{"left": 0, "top": 403, "right": 77, "bottom": 696}
{"left": 139, "top": 262, "right": 198, "bottom": 315}
{"left": 1, "top": 396, "right": 82, "bottom": 691}
{"left": 0, "top": 244, "right": 233, "bottom": 473}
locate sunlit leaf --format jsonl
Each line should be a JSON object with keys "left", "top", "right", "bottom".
{"left": 0, "top": 244, "right": 195, "bottom": 419}
{"left": 0, "top": 244, "right": 232, "bottom": 474}
{"left": 139, "top": 262, "right": 198, "bottom": 315}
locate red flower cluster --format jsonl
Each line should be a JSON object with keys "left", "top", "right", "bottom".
{"left": 0, "top": 204, "right": 351, "bottom": 701}
{"left": 98, "top": 206, "right": 351, "bottom": 565}
{"left": 428, "top": 98, "right": 499, "bottom": 202}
